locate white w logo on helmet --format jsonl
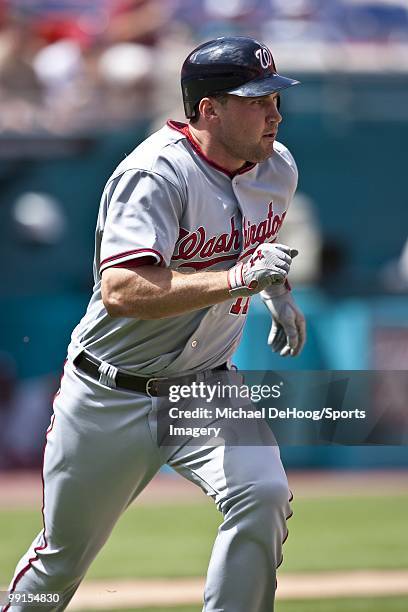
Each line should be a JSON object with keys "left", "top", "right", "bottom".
{"left": 255, "top": 47, "right": 273, "bottom": 70}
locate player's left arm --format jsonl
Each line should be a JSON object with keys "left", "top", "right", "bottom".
{"left": 261, "top": 143, "right": 306, "bottom": 357}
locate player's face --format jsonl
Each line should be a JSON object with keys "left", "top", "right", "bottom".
{"left": 215, "top": 93, "right": 282, "bottom": 165}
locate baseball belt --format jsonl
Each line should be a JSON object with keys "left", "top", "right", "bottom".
{"left": 73, "top": 351, "right": 228, "bottom": 397}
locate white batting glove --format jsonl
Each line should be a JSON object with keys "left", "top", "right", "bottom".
{"left": 228, "top": 243, "right": 298, "bottom": 298}
{"left": 261, "top": 285, "right": 306, "bottom": 357}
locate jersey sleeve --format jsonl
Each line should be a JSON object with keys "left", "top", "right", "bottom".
{"left": 100, "top": 170, "right": 183, "bottom": 273}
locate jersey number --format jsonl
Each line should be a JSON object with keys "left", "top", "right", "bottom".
{"left": 230, "top": 297, "right": 250, "bottom": 316}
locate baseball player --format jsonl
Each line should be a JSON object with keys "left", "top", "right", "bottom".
{"left": 3, "top": 36, "right": 305, "bottom": 611}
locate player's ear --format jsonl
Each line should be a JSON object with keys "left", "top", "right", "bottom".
{"left": 199, "top": 97, "right": 219, "bottom": 121}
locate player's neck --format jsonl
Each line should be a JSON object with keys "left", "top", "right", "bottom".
{"left": 188, "top": 124, "right": 247, "bottom": 174}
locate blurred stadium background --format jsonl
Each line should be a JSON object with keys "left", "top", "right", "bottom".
{"left": 0, "top": 1, "right": 407, "bottom": 610}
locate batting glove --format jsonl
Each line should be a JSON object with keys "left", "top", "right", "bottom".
{"left": 228, "top": 243, "right": 298, "bottom": 298}
{"left": 261, "top": 284, "right": 306, "bottom": 357}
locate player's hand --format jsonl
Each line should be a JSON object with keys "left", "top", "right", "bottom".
{"left": 228, "top": 243, "right": 298, "bottom": 298}
{"left": 261, "top": 285, "right": 306, "bottom": 357}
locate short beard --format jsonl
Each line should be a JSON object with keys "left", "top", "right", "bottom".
{"left": 219, "top": 133, "right": 274, "bottom": 164}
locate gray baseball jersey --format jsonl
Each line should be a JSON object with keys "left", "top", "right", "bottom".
{"left": 69, "top": 121, "right": 298, "bottom": 375}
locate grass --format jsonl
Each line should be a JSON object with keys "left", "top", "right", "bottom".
{"left": 0, "top": 503, "right": 218, "bottom": 584}
{"left": 1, "top": 495, "right": 407, "bottom": 584}
{"left": 83, "top": 597, "right": 408, "bottom": 612}
{"left": 283, "top": 494, "right": 408, "bottom": 573}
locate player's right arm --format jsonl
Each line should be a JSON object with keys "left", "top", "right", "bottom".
{"left": 102, "top": 243, "right": 296, "bottom": 320}
{"left": 102, "top": 265, "right": 230, "bottom": 319}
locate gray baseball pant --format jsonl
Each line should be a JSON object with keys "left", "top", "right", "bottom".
{"left": 2, "top": 361, "right": 292, "bottom": 612}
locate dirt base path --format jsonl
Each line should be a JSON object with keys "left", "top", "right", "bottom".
{"left": 66, "top": 571, "right": 408, "bottom": 610}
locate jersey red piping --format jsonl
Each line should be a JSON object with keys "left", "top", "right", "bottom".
{"left": 100, "top": 248, "right": 164, "bottom": 270}
{"left": 112, "top": 256, "right": 156, "bottom": 269}
{"left": 167, "top": 120, "right": 256, "bottom": 178}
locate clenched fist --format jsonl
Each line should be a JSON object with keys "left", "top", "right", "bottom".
{"left": 228, "top": 243, "right": 298, "bottom": 298}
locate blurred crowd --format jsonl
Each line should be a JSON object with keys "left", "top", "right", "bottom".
{"left": 0, "top": 351, "right": 57, "bottom": 469}
{"left": 0, "top": 0, "right": 407, "bottom": 134}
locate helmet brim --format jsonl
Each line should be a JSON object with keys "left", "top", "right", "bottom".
{"left": 225, "top": 73, "right": 300, "bottom": 97}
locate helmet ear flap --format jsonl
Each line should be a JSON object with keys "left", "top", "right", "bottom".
{"left": 191, "top": 102, "right": 200, "bottom": 122}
